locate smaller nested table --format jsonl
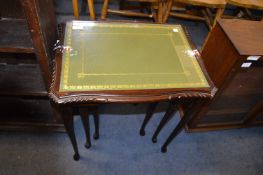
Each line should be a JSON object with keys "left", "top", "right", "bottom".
{"left": 49, "top": 21, "right": 215, "bottom": 160}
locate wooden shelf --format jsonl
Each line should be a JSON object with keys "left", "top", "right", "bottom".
{"left": 0, "top": 63, "right": 47, "bottom": 97}
{"left": 0, "top": 97, "right": 64, "bottom": 132}
{"left": 0, "top": 19, "right": 34, "bottom": 53}
{"left": 0, "top": 0, "right": 61, "bottom": 132}
{"left": 0, "top": 0, "right": 25, "bottom": 19}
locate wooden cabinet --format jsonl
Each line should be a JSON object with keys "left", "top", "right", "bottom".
{"left": 186, "top": 19, "right": 263, "bottom": 131}
{"left": 0, "top": 0, "right": 64, "bottom": 131}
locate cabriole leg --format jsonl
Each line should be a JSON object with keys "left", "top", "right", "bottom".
{"left": 139, "top": 103, "right": 158, "bottom": 136}
{"left": 80, "top": 108, "right": 91, "bottom": 149}
{"left": 62, "top": 107, "right": 80, "bottom": 161}
{"left": 93, "top": 106, "right": 100, "bottom": 140}
{"left": 152, "top": 102, "right": 177, "bottom": 143}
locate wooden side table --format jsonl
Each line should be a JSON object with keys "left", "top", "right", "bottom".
{"left": 49, "top": 21, "right": 215, "bottom": 160}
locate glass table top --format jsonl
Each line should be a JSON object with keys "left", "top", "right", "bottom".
{"left": 60, "top": 21, "right": 209, "bottom": 92}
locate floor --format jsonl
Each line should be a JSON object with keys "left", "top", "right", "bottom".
{"left": 1, "top": 1, "right": 263, "bottom": 175}
{"left": 1, "top": 104, "right": 263, "bottom": 175}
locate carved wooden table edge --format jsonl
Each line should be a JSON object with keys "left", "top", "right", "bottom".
{"left": 49, "top": 91, "right": 215, "bottom": 104}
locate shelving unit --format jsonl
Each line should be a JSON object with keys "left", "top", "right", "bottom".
{"left": 0, "top": 62, "right": 47, "bottom": 97}
{"left": 0, "top": 0, "right": 64, "bottom": 132}
{"left": 186, "top": 19, "right": 263, "bottom": 132}
{"left": 0, "top": 19, "right": 34, "bottom": 53}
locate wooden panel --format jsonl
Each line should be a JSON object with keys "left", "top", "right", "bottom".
{"left": 202, "top": 22, "right": 241, "bottom": 88}
{"left": 223, "top": 62, "right": 263, "bottom": 96}
{"left": 37, "top": 0, "right": 58, "bottom": 64}
{"left": 0, "top": 19, "right": 34, "bottom": 53}
{"left": 0, "top": 53, "right": 47, "bottom": 97}
{"left": 0, "top": 52, "right": 36, "bottom": 64}
{"left": 0, "top": 0, "right": 25, "bottom": 19}
{"left": 218, "top": 19, "right": 263, "bottom": 55}
{"left": 209, "top": 94, "right": 262, "bottom": 112}
{"left": 20, "top": 0, "right": 53, "bottom": 88}
{"left": 227, "top": 0, "right": 263, "bottom": 10}
{"left": 198, "top": 58, "right": 263, "bottom": 126}
{"left": 0, "top": 97, "right": 64, "bottom": 132}
{"left": 174, "top": 0, "right": 226, "bottom": 8}
{"left": 188, "top": 19, "right": 263, "bottom": 131}
{"left": 198, "top": 113, "right": 245, "bottom": 125}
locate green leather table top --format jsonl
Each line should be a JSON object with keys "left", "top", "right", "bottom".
{"left": 60, "top": 21, "right": 209, "bottom": 92}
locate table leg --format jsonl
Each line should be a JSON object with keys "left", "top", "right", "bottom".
{"left": 152, "top": 102, "right": 177, "bottom": 143}
{"left": 139, "top": 103, "right": 158, "bottom": 136}
{"left": 93, "top": 106, "right": 100, "bottom": 140}
{"left": 161, "top": 100, "right": 199, "bottom": 153}
{"left": 79, "top": 108, "right": 92, "bottom": 149}
{"left": 62, "top": 107, "right": 80, "bottom": 161}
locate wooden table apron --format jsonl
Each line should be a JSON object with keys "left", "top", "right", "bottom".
{"left": 49, "top": 21, "right": 215, "bottom": 160}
